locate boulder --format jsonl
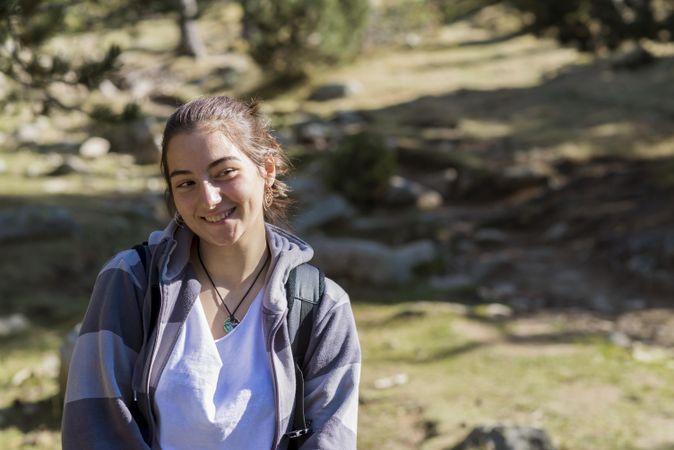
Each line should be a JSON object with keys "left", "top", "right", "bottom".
{"left": 474, "top": 228, "right": 510, "bottom": 246}
{"left": 79, "top": 136, "right": 111, "bottom": 159}
{"left": 309, "top": 236, "right": 436, "bottom": 285}
{"left": 0, "top": 205, "right": 77, "bottom": 243}
{"left": 98, "top": 79, "right": 120, "bottom": 98}
{"left": 102, "top": 117, "right": 160, "bottom": 164}
{"left": 610, "top": 43, "right": 654, "bottom": 70}
{"left": 14, "top": 123, "right": 42, "bottom": 144}
{"left": 294, "top": 121, "right": 334, "bottom": 150}
{"left": 452, "top": 425, "right": 557, "bottom": 450}
{"left": 429, "top": 274, "right": 476, "bottom": 293}
{"left": 308, "top": 82, "right": 361, "bottom": 101}
{"left": 286, "top": 174, "right": 327, "bottom": 203}
{"left": 46, "top": 155, "right": 91, "bottom": 176}
{"left": 385, "top": 175, "right": 443, "bottom": 210}
{"left": 291, "top": 194, "right": 356, "bottom": 232}
{"left": 0, "top": 314, "right": 29, "bottom": 337}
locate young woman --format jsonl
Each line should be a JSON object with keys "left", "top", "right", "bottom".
{"left": 62, "top": 96, "right": 361, "bottom": 449}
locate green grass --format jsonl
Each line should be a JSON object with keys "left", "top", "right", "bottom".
{"left": 2, "top": 4, "right": 674, "bottom": 449}
{"left": 356, "top": 301, "right": 674, "bottom": 450}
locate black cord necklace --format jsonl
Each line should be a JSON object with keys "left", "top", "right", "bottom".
{"left": 197, "top": 242, "right": 269, "bottom": 333}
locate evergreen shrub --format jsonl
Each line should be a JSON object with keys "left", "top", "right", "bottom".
{"left": 239, "top": 0, "right": 370, "bottom": 78}
{"left": 325, "top": 132, "right": 397, "bottom": 209}
{"left": 508, "top": 0, "right": 674, "bottom": 52}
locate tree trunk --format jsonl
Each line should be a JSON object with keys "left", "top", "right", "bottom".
{"left": 176, "top": 0, "right": 205, "bottom": 58}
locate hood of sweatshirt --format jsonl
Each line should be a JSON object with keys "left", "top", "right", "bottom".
{"left": 146, "top": 219, "right": 315, "bottom": 314}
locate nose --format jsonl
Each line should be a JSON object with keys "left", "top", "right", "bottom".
{"left": 201, "top": 181, "right": 221, "bottom": 209}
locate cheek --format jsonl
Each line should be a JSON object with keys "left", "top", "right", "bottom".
{"left": 230, "top": 178, "right": 265, "bottom": 204}
{"left": 172, "top": 192, "right": 193, "bottom": 212}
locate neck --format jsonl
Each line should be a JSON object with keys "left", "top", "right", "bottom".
{"left": 194, "top": 226, "right": 269, "bottom": 289}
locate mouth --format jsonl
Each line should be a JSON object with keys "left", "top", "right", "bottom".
{"left": 202, "top": 207, "right": 236, "bottom": 223}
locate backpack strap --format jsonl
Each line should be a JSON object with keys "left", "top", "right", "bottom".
{"left": 285, "top": 263, "right": 325, "bottom": 446}
{"left": 132, "top": 242, "right": 161, "bottom": 337}
{"left": 133, "top": 242, "right": 149, "bottom": 274}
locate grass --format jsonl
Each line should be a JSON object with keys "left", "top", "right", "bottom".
{"left": 357, "top": 301, "right": 674, "bottom": 450}
{"left": 2, "top": 3, "right": 674, "bottom": 449}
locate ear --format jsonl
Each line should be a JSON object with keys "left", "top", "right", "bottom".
{"left": 262, "top": 155, "right": 276, "bottom": 187}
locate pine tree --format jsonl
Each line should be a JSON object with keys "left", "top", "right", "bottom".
{"left": 240, "top": 0, "right": 370, "bottom": 79}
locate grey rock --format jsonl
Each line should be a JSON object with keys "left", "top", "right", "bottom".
{"left": 130, "top": 78, "right": 154, "bottom": 101}
{"left": 15, "top": 123, "right": 42, "bottom": 144}
{"left": 404, "top": 33, "right": 422, "bottom": 48}
{"left": 385, "top": 175, "right": 443, "bottom": 210}
{"left": 308, "top": 82, "right": 361, "bottom": 101}
{"left": 295, "top": 121, "right": 333, "bottom": 148}
{"left": 310, "top": 237, "right": 436, "bottom": 285}
{"left": 478, "top": 283, "right": 517, "bottom": 302}
{"left": 333, "top": 110, "right": 367, "bottom": 126}
{"left": 590, "top": 293, "right": 616, "bottom": 314}
{"left": 543, "top": 222, "right": 569, "bottom": 242}
{"left": 98, "top": 79, "right": 120, "bottom": 98}
{"left": 0, "top": 205, "right": 77, "bottom": 243}
{"left": 373, "top": 373, "right": 408, "bottom": 390}
{"left": 422, "top": 168, "right": 459, "bottom": 197}
{"left": 79, "top": 136, "right": 111, "bottom": 159}
{"left": 46, "top": 155, "right": 90, "bottom": 176}
{"left": 472, "top": 252, "right": 513, "bottom": 281}
{"left": 270, "top": 129, "right": 295, "bottom": 149}
{"left": 611, "top": 43, "right": 654, "bottom": 70}
{"left": 609, "top": 331, "right": 632, "bottom": 348}
{"left": 286, "top": 175, "right": 327, "bottom": 203}
{"left": 429, "top": 274, "right": 475, "bottom": 292}
{"left": 452, "top": 425, "right": 556, "bottom": 450}
{"left": 25, "top": 153, "right": 64, "bottom": 177}
{"left": 622, "top": 298, "right": 647, "bottom": 311}
{"left": 0, "top": 314, "right": 30, "bottom": 337}
{"left": 510, "top": 297, "right": 545, "bottom": 312}
{"left": 12, "top": 368, "right": 32, "bottom": 386}
{"left": 474, "top": 228, "right": 509, "bottom": 245}
{"left": 483, "top": 303, "right": 514, "bottom": 319}
{"left": 103, "top": 117, "right": 160, "bottom": 164}
{"left": 292, "top": 194, "right": 356, "bottom": 231}
{"left": 39, "top": 354, "right": 60, "bottom": 378}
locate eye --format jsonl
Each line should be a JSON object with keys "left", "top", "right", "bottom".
{"left": 216, "top": 168, "right": 237, "bottom": 178}
{"left": 174, "top": 179, "right": 194, "bottom": 189}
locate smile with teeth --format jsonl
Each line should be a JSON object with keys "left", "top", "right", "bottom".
{"left": 203, "top": 207, "right": 236, "bottom": 223}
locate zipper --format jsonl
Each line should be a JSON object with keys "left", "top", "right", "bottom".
{"left": 144, "top": 284, "right": 164, "bottom": 445}
{"left": 268, "top": 311, "right": 287, "bottom": 448}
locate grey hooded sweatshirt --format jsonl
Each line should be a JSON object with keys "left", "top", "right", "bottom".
{"left": 62, "top": 221, "right": 361, "bottom": 449}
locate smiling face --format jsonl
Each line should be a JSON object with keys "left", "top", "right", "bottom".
{"left": 166, "top": 128, "right": 275, "bottom": 250}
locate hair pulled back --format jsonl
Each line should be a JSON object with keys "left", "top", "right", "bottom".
{"left": 160, "top": 96, "right": 292, "bottom": 226}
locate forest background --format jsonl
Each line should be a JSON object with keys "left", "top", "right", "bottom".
{"left": 1, "top": 1, "right": 674, "bottom": 449}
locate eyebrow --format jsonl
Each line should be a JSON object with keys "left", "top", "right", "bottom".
{"left": 168, "top": 156, "right": 241, "bottom": 179}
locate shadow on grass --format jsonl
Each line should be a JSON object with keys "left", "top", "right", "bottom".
{"left": 0, "top": 193, "right": 163, "bottom": 323}
{"left": 234, "top": 73, "right": 308, "bottom": 101}
{"left": 0, "top": 395, "right": 62, "bottom": 432}
{"left": 366, "top": 55, "right": 674, "bottom": 159}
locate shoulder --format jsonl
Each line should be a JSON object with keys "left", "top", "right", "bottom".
{"left": 321, "top": 276, "right": 349, "bottom": 308}
{"left": 97, "top": 248, "right": 147, "bottom": 291}
{"left": 314, "top": 274, "right": 355, "bottom": 330}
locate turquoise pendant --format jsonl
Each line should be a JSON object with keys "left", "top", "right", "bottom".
{"left": 223, "top": 317, "right": 239, "bottom": 333}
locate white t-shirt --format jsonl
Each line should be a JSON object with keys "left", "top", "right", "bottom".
{"left": 154, "top": 288, "right": 275, "bottom": 449}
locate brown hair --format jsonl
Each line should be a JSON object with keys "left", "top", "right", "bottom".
{"left": 160, "top": 96, "right": 292, "bottom": 225}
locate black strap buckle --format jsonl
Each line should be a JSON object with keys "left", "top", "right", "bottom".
{"left": 286, "top": 427, "right": 311, "bottom": 439}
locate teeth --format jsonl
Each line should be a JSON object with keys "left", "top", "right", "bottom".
{"left": 204, "top": 208, "right": 233, "bottom": 223}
